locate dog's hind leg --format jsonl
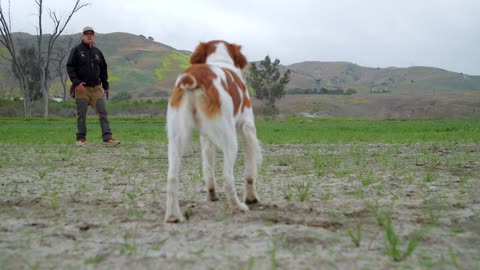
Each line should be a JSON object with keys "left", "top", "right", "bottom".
{"left": 200, "top": 134, "right": 218, "bottom": 201}
{"left": 165, "top": 135, "right": 185, "bottom": 223}
{"left": 165, "top": 107, "right": 192, "bottom": 223}
{"left": 238, "top": 121, "right": 262, "bottom": 204}
{"left": 222, "top": 133, "right": 249, "bottom": 213}
{"left": 206, "top": 118, "right": 248, "bottom": 213}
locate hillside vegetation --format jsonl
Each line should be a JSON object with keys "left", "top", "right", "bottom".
{"left": 1, "top": 32, "right": 480, "bottom": 100}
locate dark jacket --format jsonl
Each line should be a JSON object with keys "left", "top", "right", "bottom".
{"left": 66, "top": 42, "right": 109, "bottom": 90}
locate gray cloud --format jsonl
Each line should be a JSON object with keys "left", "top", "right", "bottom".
{"left": 6, "top": 0, "right": 480, "bottom": 75}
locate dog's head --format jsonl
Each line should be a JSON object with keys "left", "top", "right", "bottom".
{"left": 189, "top": 40, "right": 248, "bottom": 70}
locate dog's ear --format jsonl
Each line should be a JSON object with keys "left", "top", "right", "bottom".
{"left": 190, "top": 42, "right": 208, "bottom": 64}
{"left": 228, "top": 43, "right": 248, "bottom": 69}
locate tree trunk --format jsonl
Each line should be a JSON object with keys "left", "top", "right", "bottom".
{"left": 41, "top": 66, "right": 49, "bottom": 118}
{"left": 19, "top": 79, "right": 31, "bottom": 117}
{"left": 60, "top": 62, "right": 68, "bottom": 101}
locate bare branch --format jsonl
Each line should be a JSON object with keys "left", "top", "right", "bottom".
{"left": 0, "top": 0, "right": 32, "bottom": 116}
{"left": 38, "top": 0, "right": 90, "bottom": 117}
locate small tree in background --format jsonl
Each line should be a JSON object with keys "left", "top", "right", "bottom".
{"left": 247, "top": 55, "right": 290, "bottom": 118}
{"left": 12, "top": 46, "right": 42, "bottom": 102}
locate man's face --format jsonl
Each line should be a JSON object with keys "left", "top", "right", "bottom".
{"left": 82, "top": 31, "right": 95, "bottom": 44}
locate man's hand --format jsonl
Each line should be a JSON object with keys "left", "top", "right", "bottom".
{"left": 104, "top": 89, "right": 110, "bottom": 99}
{"left": 75, "top": 83, "right": 86, "bottom": 91}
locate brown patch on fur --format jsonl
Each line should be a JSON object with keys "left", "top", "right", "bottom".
{"left": 169, "top": 87, "right": 184, "bottom": 108}
{"left": 190, "top": 40, "right": 248, "bottom": 70}
{"left": 172, "top": 64, "right": 221, "bottom": 117}
{"left": 227, "top": 43, "right": 248, "bottom": 69}
{"left": 223, "top": 69, "right": 251, "bottom": 115}
{"left": 178, "top": 74, "right": 195, "bottom": 88}
{"left": 222, "top": 73, "right": 242, "bottom": 115}
{"left": 190, "top": 42, "right": 218, "bottom": 64}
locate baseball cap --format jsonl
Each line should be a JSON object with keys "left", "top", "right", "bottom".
{"left": 82, "top": 26, "right": 95, "bottom": 34}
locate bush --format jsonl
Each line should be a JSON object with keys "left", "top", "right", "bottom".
{"left": 111, "top": 91, "right": 132, "bottom": 102}
{"left": 0, "top": 98, "right": 169, "bottom": 117}
{"left": 288, "top": 88, "right": 358, "bottom": 95}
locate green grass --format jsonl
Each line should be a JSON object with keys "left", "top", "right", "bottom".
{"left": 256, "top": 117, "right": 480, "bottom": 144}
{"left": 0, "top": 116, "right": 479, "bottom": 145}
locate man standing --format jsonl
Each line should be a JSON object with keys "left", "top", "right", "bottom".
{"left": 67, "top": 26, "right": 120, "bottom": 147}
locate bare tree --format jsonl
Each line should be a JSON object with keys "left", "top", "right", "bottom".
{"left": 52, "top": 34, "right": 74, "bottom": 100}
{"left": 35, "top": 0, "right": 89, "bottom": 117}
{"left": 0, "top": 0, "right": 32, "bottom": 116}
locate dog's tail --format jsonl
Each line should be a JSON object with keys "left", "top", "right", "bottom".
{"left": 176, "top": 73, "right": 197, "bottom": 91}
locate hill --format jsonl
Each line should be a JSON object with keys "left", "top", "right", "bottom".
{"left": 1, "top": 32, "right": 480, "bottom": 100}
{"left": 285, "top": 61, "right": 480, "bottom": 94}
{"left": 0, "top": 32, "right": 191, "bottom": 99}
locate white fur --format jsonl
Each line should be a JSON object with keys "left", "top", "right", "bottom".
{"left": 164, "top": 43, "right": 262, "bottom": 223}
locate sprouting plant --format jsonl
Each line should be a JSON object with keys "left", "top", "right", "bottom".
{"left": 169, "top": 229, "right": 181, "bottom": 236}
{"left": 191, "top": 248, "right": 205, "bottom": 256}
{"left": 8, "top": 184, "right": 21, "bottom": 197}
{"left": 423, "top": 171, "right": 437, "bottom": 182}
{"left": 295, "top": 181, "right": 312, "bottom": 201}
{"left": 51, "top": 195, "right": 60, "bottom": 210}
{"left": 126, "top": 191, "right": 137, "bottom": 200}
{"left": 459, "top": 174, "right": 469, "bottom": 184}
{"left": 104, "top": 166, "right": 116, "bottom": 174}
{"left": 405, "top": 171, "right": 416, "bottom": 183}
{"left": 423, "top": 200, "right": 440, "bottom": 226}
{"left": 38, "top": 170, "right": 47, "bottom": 179}
{"left": 359, "top": 170, "right": 375, "bottom": 186}
{"left": 312, "top": 153, "right": 327, "bottom": 175}
{"left": 282, "top": 181, "right": 293, "bottom": 201}
{"left": 126, "top": 208, "right": 144, "bottom": 219}
{"left": 25, "top": 260, "right": 40, "bottom": 270}
{"left": 347, "top": 224, "right": 362, "bottom": 247}
{"left": 85, "top": 255, "right": 106, "bottom": 264}
{"left": 270, "top": 248, "right": 278, "bottom": 270}
{"left": 380, "top": 211, "right": 424, "bottom": 261}
{"left": 391, "top": 160, "right": 400, "bottom": 171}
{"left": 321, "top": 192, "right": 332, "bottom": 201}
{"left": 316, "top": 169, "right": 327, "bottom": 177}
{"left": 449, "top": 246, "right": 460, "bottom": 270}
{"left": 120, "top": 168, "right": 129, "bottom": 176}
{"left": 247, "top": 256, "right": 255, "bottom": 270}
{"left": 119, "top": 231, "right": 137, "bottom": 255}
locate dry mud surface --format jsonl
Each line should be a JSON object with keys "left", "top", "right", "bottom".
{"left": 0, "top": 142, "right": 479, "bottom": 269}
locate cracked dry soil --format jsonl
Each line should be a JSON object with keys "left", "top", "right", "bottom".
{"left": 0, "top": 143, "right": 479, "bottom": 269}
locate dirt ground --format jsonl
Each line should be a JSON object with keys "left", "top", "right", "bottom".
{"left": 0, "top": 142, "right": 479, "bottom": 269}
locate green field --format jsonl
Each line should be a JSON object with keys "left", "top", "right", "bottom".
{"left": 1, "top": 117, "right": 479, "bottom": 145}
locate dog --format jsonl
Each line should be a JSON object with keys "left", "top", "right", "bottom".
{"left": 164, "top": 40, "right": 262, "bottom": 223}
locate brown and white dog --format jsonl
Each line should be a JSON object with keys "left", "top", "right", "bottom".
{"left": 165, "top": 40, "right": 262, "bottom": 223}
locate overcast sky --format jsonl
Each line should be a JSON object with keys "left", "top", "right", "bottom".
{"left": 5, "top": 0, "right": 480, "bottom": 75}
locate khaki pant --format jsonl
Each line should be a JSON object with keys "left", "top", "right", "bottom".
{"left": 75, "top": 86, "right": 112, "bottom": 142}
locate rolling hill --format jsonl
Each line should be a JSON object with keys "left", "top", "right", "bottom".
{"left": 1, "top": 32, "right": 480, "bottom": 100}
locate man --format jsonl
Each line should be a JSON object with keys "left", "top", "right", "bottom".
{"left": 66, "top": 26, "right": 120, "bottom": 147}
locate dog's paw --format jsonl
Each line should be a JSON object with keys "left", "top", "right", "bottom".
{"left": 207, "top": 190, "right": 219, "bottom": 201}
{"left": 231, "top": 202, "right": 249, "bottom": 213}
{"left": 164, "top": 213, "right": 185, "bottom": 223}
{"left": 245, "top": 197, "right": 259, "bottom": 205}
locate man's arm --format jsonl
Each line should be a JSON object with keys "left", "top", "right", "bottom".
{"left": 99, "top": 50, "right": 109, "bottom": 90}
{"left": 66, "top": 47, "right": 82, "bottom": 87}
